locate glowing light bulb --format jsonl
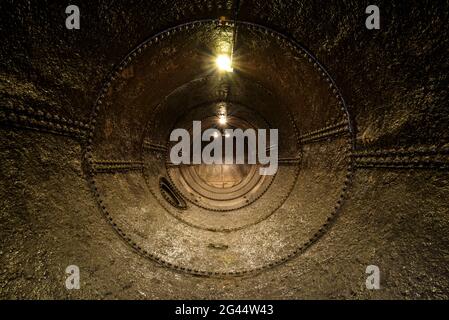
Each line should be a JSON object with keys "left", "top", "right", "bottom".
{"left": 218, "top": 114, "right": 227, "bottom": 125}
{"left": 215, "top": 54, "right": 233, "bottom": 72}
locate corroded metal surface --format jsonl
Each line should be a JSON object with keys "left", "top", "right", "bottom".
{"left": 1, "top": 0, "right": 448, "bottom": 299}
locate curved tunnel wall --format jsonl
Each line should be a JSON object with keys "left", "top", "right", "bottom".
{"left": 1, "top": 0, "right": 449, "bottom": 298}
{"left": 85, "top": 19, "right": 352, "bottom": 274}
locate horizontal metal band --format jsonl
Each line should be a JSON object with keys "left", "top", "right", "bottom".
{"left": 0, "top": 105, "right": 89, "bottom": 140}
{"left": 353, "top": 146, "right": 449, "bottom": 169}
{"left": 91, "top": 160, "right": 144, "bottom": 173}
{"left": 299, "top": 121, "right": 349, "bottom": 144}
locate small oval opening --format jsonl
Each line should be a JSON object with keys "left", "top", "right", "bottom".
{"left": 159, "top": 177, "right": 187, "bottom": 210}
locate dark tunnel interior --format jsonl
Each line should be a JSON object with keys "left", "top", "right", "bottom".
{"left": 1, "top": 1, "right": 449, "bottom": 299}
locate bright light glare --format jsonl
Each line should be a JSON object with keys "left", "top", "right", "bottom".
{"left": 215, "top": 54, "right": 233, "bottom": 72}
{"left": 218, "top": 114, "right": 227, "bottom": 125}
